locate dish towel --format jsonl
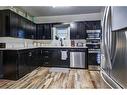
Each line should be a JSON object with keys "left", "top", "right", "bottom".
{"left": 61, "top": 51, "right": 67, "bottom": 60}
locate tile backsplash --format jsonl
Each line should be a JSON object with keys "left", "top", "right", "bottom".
{"left": 0, "top": 37, "right": 32, "bottom": 48}
{"left": 0, "top": 37, "right": 86, "bottom": 48}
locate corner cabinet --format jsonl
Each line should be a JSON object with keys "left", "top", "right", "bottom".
{"left": 0, "top": 9, "right": 36, "bottom": 39}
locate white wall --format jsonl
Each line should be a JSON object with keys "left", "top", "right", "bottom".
{"left": 35, "top": 13, "right": 102, "bottom": 23}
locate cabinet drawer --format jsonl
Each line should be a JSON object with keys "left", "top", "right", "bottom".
{"left": 42, "top": 50, "right": 51, "bottom": 55}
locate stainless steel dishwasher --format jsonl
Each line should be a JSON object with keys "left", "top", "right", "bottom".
{"left": 70, "top": 51, "right": 85, "bottom": 68}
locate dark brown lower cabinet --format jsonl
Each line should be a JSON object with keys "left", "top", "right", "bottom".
{"left": 0, "top": 51, "right": 3, "bottom": 78}
{"left": 2, "top": 49, "right": 39, "bottom": 80}
{"left": 1, "top": 48, "right": 88, "bottom": 80}
{"left": 42, "top": 48, "right": 70, "bottom": 68}
{"left": 3, "top": 50, "right": 18, "bottom": 80}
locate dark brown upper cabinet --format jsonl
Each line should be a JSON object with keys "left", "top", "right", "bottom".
{"left": 85, "top": 21, "right": 101, "bottom": 30}
{"left": 0, "top": 9, "right": 101, "bottom": 40}
{"left": 70, "top": 21, "right": 86, "bottom": 39}
{"left": 36, "top": 23, "right": 61, "bottom": 40}
{"left": 36, "top": 24, "right": 52, "bottom": 40}
{"left": 0, "top": 9, "right": 36, "bottom": 39}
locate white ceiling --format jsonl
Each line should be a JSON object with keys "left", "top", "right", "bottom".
{"left": 18, "top": 6, "right": 103, "bottom": 17}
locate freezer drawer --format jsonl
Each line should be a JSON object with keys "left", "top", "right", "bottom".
{"left": 70, "top": 52, "right": 85, "bottom": 68}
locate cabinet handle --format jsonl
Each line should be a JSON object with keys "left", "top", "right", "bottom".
{"left": 44, "top": 51, "right": 49, "bottom": 53}
{"left": 44, "top": 56, "right": 49, "bottom": 58}
{"left": 41, "top": 50, "right": 42, "bottom": 54}
{"left": 44, "top": 62, "right": 49, "bottom": 64}
{"left": 29, "top": 52, "right": 32, "bottom": 56}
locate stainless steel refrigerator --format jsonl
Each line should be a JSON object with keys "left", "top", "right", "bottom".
{"left": 101, "top": 6, "right": 127, "bottom": 88}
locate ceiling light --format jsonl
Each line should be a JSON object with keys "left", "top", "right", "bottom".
{"left": 52, "top": 6, "right": 70, "bottom": 8}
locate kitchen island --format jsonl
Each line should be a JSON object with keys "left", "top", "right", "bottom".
{"left": 0, "top": 46, "right": 88, "bottom": 80}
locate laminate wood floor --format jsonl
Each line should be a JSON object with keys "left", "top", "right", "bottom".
{"left": 0, "top": 67, "right": 110, "bottom": 89}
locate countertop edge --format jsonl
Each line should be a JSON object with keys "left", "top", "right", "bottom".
{"left": 0, "top": 46, "right": 88, "bottom": 50}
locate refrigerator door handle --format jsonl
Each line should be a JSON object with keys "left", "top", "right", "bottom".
{"left": 102, "top": 6, "right": 112, "bottom": 69}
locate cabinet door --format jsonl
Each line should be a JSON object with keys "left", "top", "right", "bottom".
{"left": 0, "top": 51, "right": 3, "bottom": 78}
{"left": 70, "top": 22, "right": 86, "bottom": 39}
{"left": 43, "top": 24, "right": 52, "bottom": 39}
{"left": 26, "top": 50, "right": 34, "bottom": 72}
{"left": 59, "top": 49, "right": 70, "bottom": 68}
{"left": 2, "top": 10, "right": 10, "bottom": 36}
{"left": 21, "top": 51, "right": 32, "bottom": 74}
{"left": 18, "top": 17, "right": 26, "bottom": 38}
{"left": 36, "top": 24, "right": 52, "bottom": 40}
{"left": 10, "top": 12, "right": 19, "bottom": 37}
{"left": 36, "top": 49, "right": 43, "bottom": 66}
{"left": 36, "top": 24, "right": 43, "bottom": 39}
{"left": 18, "top": 51, "right": 26, "bottom": 78}
{"left": 31, "top": 23, "right": 36, "bottom": 39}
{"left": 70, "top": 22, "right": 77, "bottom": 39}
{"left": 0, "top": 12, "right": 4, "bottom": 36}
{"left": 28, "top": 21, "right": 35, "bottom": 39}
{"left": 0, "top": 10, "right": 10, "bottom": 37}
{"left": 50, "top": 49, "right": 60, "bottom": 67}
{"left": 3, "top": 51, "right": 18, "bottom": 80}
{"left": 25, "top": 20, "right": 30, "bottom": 39}
{"left": 85, "top": 21, "right": 101, "bottom": 30}
{"left": 77, "top": 22, "right": 86, "bottom": 39}
{"left": 31, "top": 50, "right": 39, "bottom": 69}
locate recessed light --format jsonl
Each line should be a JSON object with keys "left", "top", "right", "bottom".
{"left": 52, "top": 6, "right": 70, "bottom": 8}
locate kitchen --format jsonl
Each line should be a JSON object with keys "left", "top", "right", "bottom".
{"left": 0, "top": 6, "right": 126, "bottom": 89}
